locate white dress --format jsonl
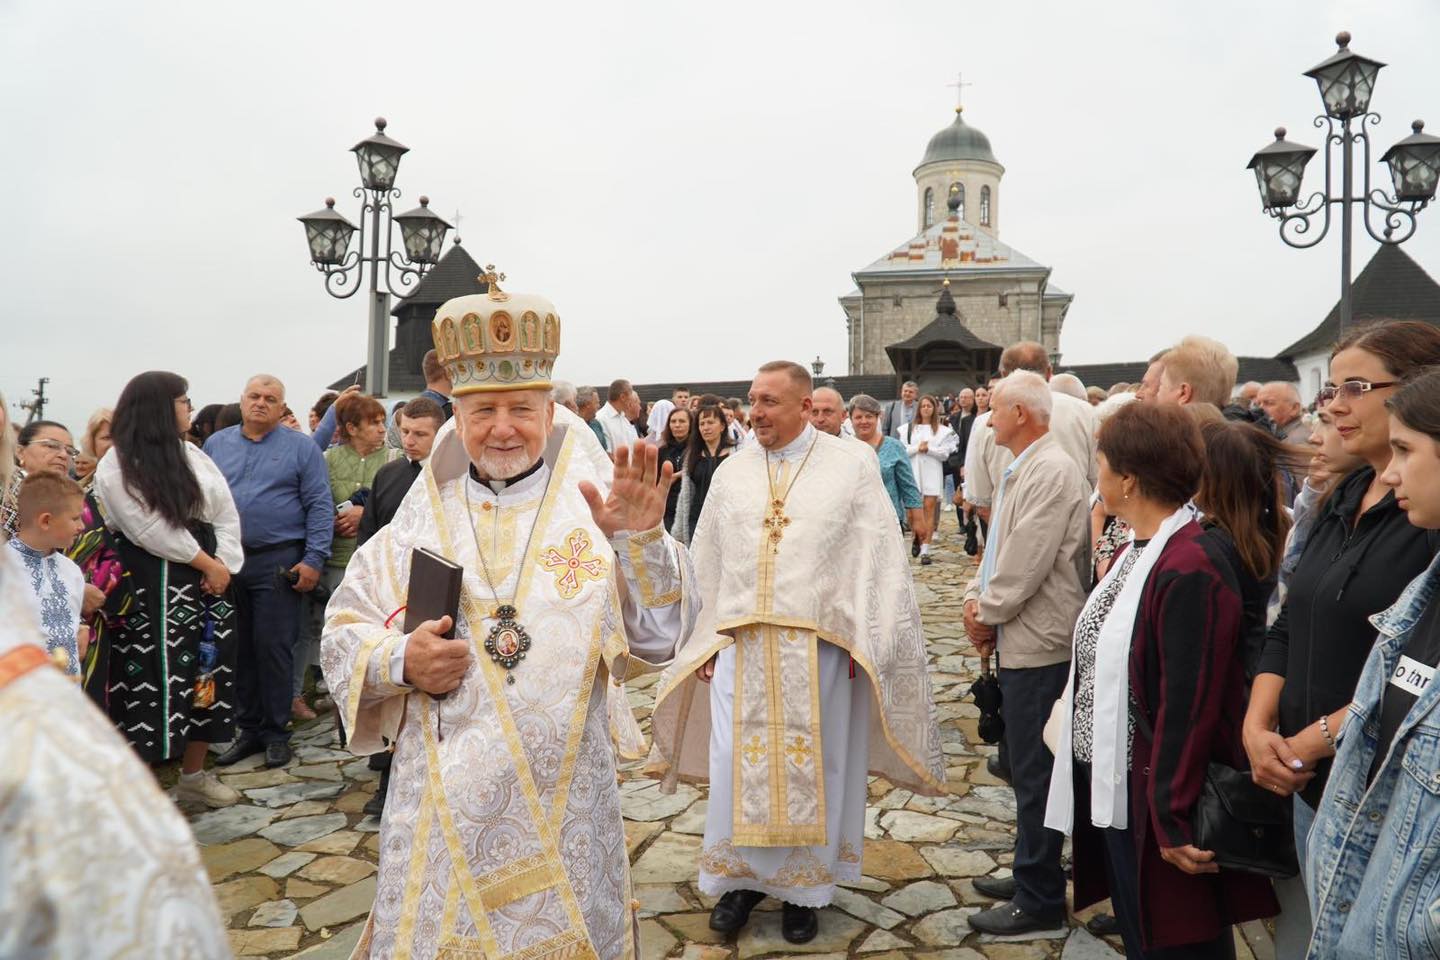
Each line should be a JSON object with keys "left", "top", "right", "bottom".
{"left": 897, "top": 422, "right": 958, "bottom": 497}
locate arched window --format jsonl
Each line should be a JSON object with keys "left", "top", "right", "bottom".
{"left": 980, "top": 186, "right": 991, "bottom": 227}
{"left": 1309, "top": 367, "right": 1322, "bottom": 401}
{"left": 949, "top": 182, "right": 965, "bottom": 220}
{"left": 923, "top": 188, "right": 935, "bottom": 228}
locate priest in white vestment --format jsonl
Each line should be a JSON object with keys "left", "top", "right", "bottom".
{"left": 0, "top": 532, "right": 229, "bottom": 958}
{"left": 648, "top": 361, "right": 945, "bottom": 944}
{"left": 322, "top": 276, "right": 697, "bottom": 960}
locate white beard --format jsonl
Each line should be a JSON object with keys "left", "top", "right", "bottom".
{"left": 474, "top": 447, "right": 535, "bottom": 480}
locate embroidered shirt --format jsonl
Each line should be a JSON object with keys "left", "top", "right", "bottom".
{"left": 6, "top": 536, "right": 85, "bottom": 675}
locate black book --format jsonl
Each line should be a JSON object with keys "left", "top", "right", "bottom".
{"left": 403, "top": 548, "right": 462, "bottom": 639}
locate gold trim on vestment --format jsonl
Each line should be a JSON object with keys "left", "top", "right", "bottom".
{"left": 627, "top": 523, "right": 682, "bottom": 608}
{"left": 547, "top": 618, "right": 602, "bottom": 837}
{"left": 729, "top": 624, "right": 827, "bottom": 847}
{"left": 393, "top": 775, "right": 437, "bottom": 958}
{"left": 654, "top": 619, "right": 949, "bottom": 798}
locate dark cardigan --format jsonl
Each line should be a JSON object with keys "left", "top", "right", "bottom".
{"left": 1070, "top": 521, "right": 1279, "bottom": 950}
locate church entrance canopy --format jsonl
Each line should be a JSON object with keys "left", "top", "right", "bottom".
{"left": 884, "top": 283, "right": 1002, "bottom": 394}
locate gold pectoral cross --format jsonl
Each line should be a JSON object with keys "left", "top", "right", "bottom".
{"left": 763, "top": 499, "right": 791, "bottom": 551}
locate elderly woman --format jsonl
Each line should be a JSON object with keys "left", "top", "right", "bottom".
{"left": 849, "top": 394, "right": 924, "bottom": 537}
{"left": 1045, "top": 401, "right": 1277, "bottom": 957}
{"left": 73, "top": 408, "right": 114, "bottom": 491}
{"left": 3, "top": 420, "right": 77, "bottom": 540}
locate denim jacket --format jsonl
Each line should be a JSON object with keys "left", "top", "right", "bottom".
{"left": 1306, "top": 551, "right": 1440, "bottom": 958}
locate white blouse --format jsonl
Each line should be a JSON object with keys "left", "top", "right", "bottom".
{"left": 94, "top": 444, "right": 244, "bottom": 574}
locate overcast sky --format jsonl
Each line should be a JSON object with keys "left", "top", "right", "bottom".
{"left": 5, "top": 0, "right": 1440, "bottom": 431}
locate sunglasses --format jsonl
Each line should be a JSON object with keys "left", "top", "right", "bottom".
{"left": 1315, "top": 379, "right": 1400, "bottom": 407}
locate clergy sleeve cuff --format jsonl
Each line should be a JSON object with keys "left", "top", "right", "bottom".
{"left": 386, "top": 634, "right": 412, "bottom": 689}
{"left": 611, "top": 524, "right": 683, "bottom": 608}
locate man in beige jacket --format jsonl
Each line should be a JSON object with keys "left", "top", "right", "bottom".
{"left": 962, "top": 370, "right": 1090, "bottom": 937}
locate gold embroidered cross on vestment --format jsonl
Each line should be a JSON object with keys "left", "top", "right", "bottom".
{"left": 741, "top": 735, "right": 767, "bottom": 765}
{"left": 763, "top": 435, "right": 819, "bottom": 553}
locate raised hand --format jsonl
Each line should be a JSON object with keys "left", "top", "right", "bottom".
{"left": 579, "top": 440, "right": 678, "bottom": 538}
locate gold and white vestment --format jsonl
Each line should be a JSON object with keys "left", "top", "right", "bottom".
{"left": 648, "top": 425, "right": 944, "bottom": 906}
{"left": 322, "top": 424, "right": 695, "bottom": 960}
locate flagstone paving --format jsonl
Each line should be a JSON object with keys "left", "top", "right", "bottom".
{"left": 183, "top": 514, "right": 1265, "bottom": 958}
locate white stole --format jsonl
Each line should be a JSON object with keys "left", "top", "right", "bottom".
{"left": 1045, "top": 504, "right": 1195, "bottom": 834}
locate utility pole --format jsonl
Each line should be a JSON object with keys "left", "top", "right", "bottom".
{"left": 20, "top": 377, "right": 48, "bottom": 425}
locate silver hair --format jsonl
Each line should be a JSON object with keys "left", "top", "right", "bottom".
{"left": 550, "top": 380, "right": 577, "bottom": 406}
{"left": 1261, "top": 380, "right": 1301, "bottom": 403}
{"left": 902, "top": 380, "right": 919, "bottom": 391}
{"left": 1049, "top": 372, "right": 1088, "bottom": 402}
{"left": 848, "top": 393, "right": 884, "bottom": 416}
{"left": 992, "top": 370, "right": 1052, "bottom": 422}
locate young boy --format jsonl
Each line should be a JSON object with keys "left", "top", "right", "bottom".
{"left": 5, "top": 472, "right": 87, "bottom": 676}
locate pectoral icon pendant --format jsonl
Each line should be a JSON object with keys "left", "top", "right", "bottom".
{"left": 484, "top": 604, "right": 532, "bottom": 683}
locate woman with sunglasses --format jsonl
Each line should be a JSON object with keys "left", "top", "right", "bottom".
{"left": 1245, "top": 321, "right": 1440, "bottom": 909}
{"left": 2, "top": 420, "right": 77, "bottom": 540}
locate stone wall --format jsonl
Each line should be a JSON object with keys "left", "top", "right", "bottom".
{"left": 844, "top": 275, "right": 1059, "bottom": 376}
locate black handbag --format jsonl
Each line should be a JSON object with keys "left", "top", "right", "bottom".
{"left": 1192, "top": 762, "right": 1298, "bottom": 879}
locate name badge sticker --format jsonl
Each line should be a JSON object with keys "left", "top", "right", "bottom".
{"left": 1389, "top": 655, "right": 1436, "bottom": 698}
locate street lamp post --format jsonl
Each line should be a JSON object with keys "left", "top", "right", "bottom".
{"left": 811, "top": 356, "right": 825, "bottom": 378}
{"left": 1248, "top": 32, "right": 1440, "bottom": 333}
{"left": 298, "top": 118, "right": 452, "bottom": 396}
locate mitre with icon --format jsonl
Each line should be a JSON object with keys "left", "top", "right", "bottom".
{"left": 430, "top": 265, "right": 561, "bottom": 394}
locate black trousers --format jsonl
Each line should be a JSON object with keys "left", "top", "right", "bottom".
{"left": 1102, "top": 820, "right": 1236, "bottom": 959}
{"left": 997, "top": 660, "right": 1070, "bottom": 916}
{"left": 233, "top": 542, "right": 304, "bottom": 745}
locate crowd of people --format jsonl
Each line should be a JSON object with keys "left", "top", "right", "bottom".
{"left": 3, "top": 315, "right": 1440, "bottom": 959}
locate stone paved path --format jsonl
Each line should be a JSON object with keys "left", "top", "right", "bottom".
{"left": 187, "top": 513, "right": 1268, "bottom": 959}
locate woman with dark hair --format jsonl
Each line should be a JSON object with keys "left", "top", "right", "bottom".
{"left": 2, "top": 420, "right": 76, "bottom": 540}
{"left": 673, "top": 405, "right": 733, "bottom": 544}
{"left": 189, "top": 403, "right": 224, "bottom": 446}
{"left": 1306, "top": 368, "right": 1440, "bottom": 957}
{"left": 1245, "top": 321, "right": 1440, "bottom": 907}
{"left": 94, "top": 371, "right": 243, "bottom": 809}
{"left": 1194, "top": 418, "right": 1296, "bottom": 679}
{"left": 659, "top": 407, "right": 693, "bottom": 532}
{"left": 1045, "top": 401, "right": 1278, "bottom": 957}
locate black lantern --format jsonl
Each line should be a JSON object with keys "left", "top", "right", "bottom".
{"left": 1381, "top": 120, "right": 1440, "bottom": 203}
{"left": 297, "top": 197, "right": 358, "bottom": 265}
{"left": 811, "top": 356, "right": 825, "bottom": 377}
{"left": 394, "top": 196, "right": 453, "bottom": 264}
{"left": 1303, "top": 31, "right": 1385, "bottom": 121}
{"left": 350, "top": 117, "right": 409, "bottom": 191}
{"left": 1247, "top": 128, "right": 1317, "bottom": 210}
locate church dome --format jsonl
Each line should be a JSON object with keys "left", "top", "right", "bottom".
{"left": 917, "top": 110, "right": 998, "bottom": 167}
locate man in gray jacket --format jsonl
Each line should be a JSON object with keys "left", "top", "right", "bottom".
{"left": 962, "top": 370, "right": 1089, "bottom": 937}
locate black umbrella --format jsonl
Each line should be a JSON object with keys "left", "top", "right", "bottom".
{"left": 970, "top": 654, "right": 1004, "bottom": 744}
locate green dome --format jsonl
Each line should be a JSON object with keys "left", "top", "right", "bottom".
{"left": 917, "top": 110, "right": 998, "bottom": 167}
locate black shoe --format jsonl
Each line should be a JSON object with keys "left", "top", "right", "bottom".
{"left": 963, "top": 523, "right": 979, "bottom": 557}
{"left": 967, "top": 901, "right": 1066, "bottom": 936}
{"left": 709, "top": 889, "right": 766, "bottom": 933}
{"left": 214, "top": 737, "right": 264, "bottom": 767}
{"left": 264, "top": 742, "right": 293, "bottom": 768}
{"left": 912, "top": 537, "right": 921, "bottom": 558}
{"left": 781, "top": 902, "right": 818, "bottom": 944}
{"left": 971, "top": 875, "right": 1017, "bottom": 901}
{"left": 363, "top": 767, "right": 390, "bottom": 818}
{"left": 920, "top": 554, "right": 933, "bottom": 565}
{"left": 987, "top": 754, "right": 1013, "bottom": 786}
{"left": 1086, "top": 913, "right": 1119, "bottom": 937}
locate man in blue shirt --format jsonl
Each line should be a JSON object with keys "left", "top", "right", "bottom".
{"left": 206, "top": 375, "right": 333, "bottom": 768}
